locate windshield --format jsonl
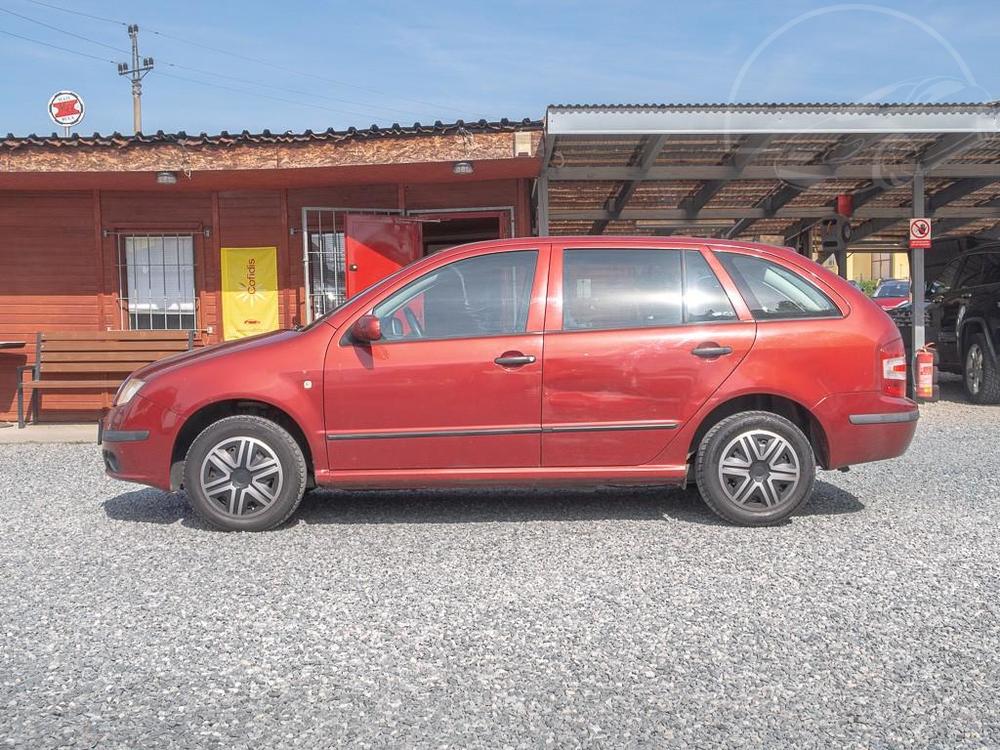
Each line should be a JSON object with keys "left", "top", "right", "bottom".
{"left": 874, "top": 280, "right": 909, "bottom": 298}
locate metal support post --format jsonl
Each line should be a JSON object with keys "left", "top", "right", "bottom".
{"left": 912, "top": 170, "right": 926, "bottom": 355}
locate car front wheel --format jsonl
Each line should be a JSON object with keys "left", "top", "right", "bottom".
{"left": 695, "top": 411, "right": 816, "bottom": 526}
{"left": 183, "top": 415, "right": 307, "bottom": 531}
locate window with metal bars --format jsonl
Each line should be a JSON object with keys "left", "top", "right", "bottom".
{"left": 117, "top": 233, "right": 197, "bottom": 330}
{"left": 307, "top": 230, "right": 347, "bottom": 317}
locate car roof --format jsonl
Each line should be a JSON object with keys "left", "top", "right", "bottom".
{"left": 455, "top": 235, "right": 801, "bottom": 257}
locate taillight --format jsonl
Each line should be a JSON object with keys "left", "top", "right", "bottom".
{"left": 880, "top": 339, "right": 907, "bottom": 398}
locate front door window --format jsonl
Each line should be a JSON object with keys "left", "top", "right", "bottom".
{"left": 373, "top": 251, "right": 537, "bottom": 341}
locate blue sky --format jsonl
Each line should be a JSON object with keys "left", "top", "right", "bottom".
{"left": 1, "top": 0, "right": 997, "bottom": 136}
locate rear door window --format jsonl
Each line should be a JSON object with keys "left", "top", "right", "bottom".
{"left": 718, "top": 252, "right": 841, "bottom": 320}
{"left": 562, "top": 249, "right": 682, "bottom": 330}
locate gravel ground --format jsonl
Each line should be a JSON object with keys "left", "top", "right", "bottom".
{"left": 2, "top": 381, "right": 999, "bottom": 748}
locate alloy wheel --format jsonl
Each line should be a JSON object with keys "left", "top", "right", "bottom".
{"left": 717, "top": 429, "right": 801, "bottom": 510}
{"left": 199, "top": 436, "right": 285, "bottom": 517}
{"left": 966, "top": 344, "right": 984, "bottom": 396}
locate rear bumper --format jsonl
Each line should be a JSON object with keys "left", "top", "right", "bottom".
{"left": 814, "top": 392, "right": 919, "bottom": 469}
{"left": 99, "top": 395, "right": 177, "bottom": 490}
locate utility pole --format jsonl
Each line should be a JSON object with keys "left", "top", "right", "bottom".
{"left": 117, "top": 25, "right": 154, "bottom": 134}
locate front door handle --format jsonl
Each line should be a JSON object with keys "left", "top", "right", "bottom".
{"left": 494, "top": 354, "right": 536, "bottom": 367}
{"left": 691, "top": 344, "right": 733, "bottom": 358}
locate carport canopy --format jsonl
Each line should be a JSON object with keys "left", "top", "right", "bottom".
{"left": 537, "top": 102, "right": 1000, "bottom": 358}
{"left": 539, "top": 103, "right": 1000, "bottom": 243}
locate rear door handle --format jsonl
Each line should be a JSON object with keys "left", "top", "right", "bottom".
{"left": 494, "top": 354, "right": 536, "bottom": 367}
{"left": 691, "top": 345, "right": 733, "bottom": 358}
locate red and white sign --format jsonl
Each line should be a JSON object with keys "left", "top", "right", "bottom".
{"left": 909, "top": 218, "right": 932, "bottom": 249}
{"left": 47, "top": 90, "right": 85, "bottom": 128}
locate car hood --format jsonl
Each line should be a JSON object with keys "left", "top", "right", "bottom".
{"left": 132, "top": 329, "right": 300, "bottom": 381}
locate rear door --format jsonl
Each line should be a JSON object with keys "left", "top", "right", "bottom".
{"left": 344, "top": 214, "right": 423, "bottom": 297}
{"left": 541, "top": 245, "right": 756, "bottom": 467}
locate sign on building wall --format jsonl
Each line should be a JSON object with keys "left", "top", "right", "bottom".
{"left": 221, "top": 247, "right": 280, "bottom": 340}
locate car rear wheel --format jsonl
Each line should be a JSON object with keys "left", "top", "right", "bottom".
{"left": 695, "top": 411, "right": 815, "bottom": 526}
{"left": 964, "top": 333, "right": 1000, "bottom": 405}
{"left": 183, "top": 415, "right": 307, "bottom": 531}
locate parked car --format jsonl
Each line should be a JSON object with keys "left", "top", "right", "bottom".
{"left": 871, "top": 279, "right": 911, "bottom": 310}
{"left": 100, "top": 238, "right": 918, "bottom": 530}
{"left": 925, "top": 245, "right": 1000, "bottom": 403}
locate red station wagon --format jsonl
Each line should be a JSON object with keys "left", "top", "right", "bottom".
{"left": 100, "top": 238, "right": 918, "bottom": 530}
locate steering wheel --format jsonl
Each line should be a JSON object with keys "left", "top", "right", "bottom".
{"left": 404, "top": 307, "right": 425, "bottom": 338}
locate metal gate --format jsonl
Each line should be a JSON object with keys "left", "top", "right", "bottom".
{"left": 301, "top": 207, "right": 401, "bottom": 322}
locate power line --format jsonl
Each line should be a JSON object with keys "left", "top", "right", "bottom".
{"left": 5, "top": 4, "right": 446, "bottom": 122}
{"left": 145, "top": 27, "right": 487, "bottom": 120}
{"left": 0, "top": 26, "right": 115, "bottom": 63}
{"left": 0, "top": 6, "right": 124, "bottom": 52}
{"left": 0, "top": 26, "right": 407, "bottom": 123}
{"left": 159, "top": 60, "right": 420, "bottom": 120}
{"left": 157, "top": 71, "right": 391, "bottom": 122}
{"left": 24, "top": 0, "right": 124, "bottom": 26}
{"left": 24, "top": 0, "right": 489, "bottom": 120}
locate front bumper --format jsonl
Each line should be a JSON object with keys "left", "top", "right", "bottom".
{"left": 99, "top": 394, "right": 177, "bottom": 490}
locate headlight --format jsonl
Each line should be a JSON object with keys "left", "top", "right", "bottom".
{"left": 115, "top": 378, "right": 146, "bottom": 406}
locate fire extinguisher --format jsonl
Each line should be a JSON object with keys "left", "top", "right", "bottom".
{"left": 915, "top": 344, "right": 939, "bottom": 402}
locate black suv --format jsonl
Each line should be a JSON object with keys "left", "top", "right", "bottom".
{"left": 925, "top": 245, "right": 1000, "bottom": 403}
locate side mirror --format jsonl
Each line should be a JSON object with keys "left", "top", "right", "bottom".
{"left": 350, "top": 314, "right": 382, "bottom": 343}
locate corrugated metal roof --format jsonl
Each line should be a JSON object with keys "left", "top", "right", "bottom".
{"left": 549, "top": 103, "right": 999, "bottom": 113}
{"left": 0, "top": 117, "right": 541, "bottom": 152}
{"left": 543, "top": 105, "right": 1000, "bottom": 243}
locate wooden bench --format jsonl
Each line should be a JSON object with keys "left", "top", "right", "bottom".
{"left": 17, "top": 330, "right": 197, "bottom": 428}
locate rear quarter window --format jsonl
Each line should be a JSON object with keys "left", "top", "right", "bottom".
{"left": 718, "top": 252, "right": 841, "bottom": 320}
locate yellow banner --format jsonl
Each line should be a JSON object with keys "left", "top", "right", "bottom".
{"left": 221, "top": 247, "right": 280, "bottom": 340}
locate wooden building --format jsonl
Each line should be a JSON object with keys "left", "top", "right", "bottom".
{"left": 0, "top": 119, "right": 542, "bottom": 422}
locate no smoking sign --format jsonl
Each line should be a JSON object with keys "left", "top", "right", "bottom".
{"left": 909, "top": 218, "right": 932, "bottom": 249}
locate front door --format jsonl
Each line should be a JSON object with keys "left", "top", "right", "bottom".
{"left": 344, "top": 214, "right": 423, "bottom": 297}
{"left": 542, "top": 246, "right": 756, "bottom": 467}
{"left": 325, "top": 245, "right": 548, "bottom": 471}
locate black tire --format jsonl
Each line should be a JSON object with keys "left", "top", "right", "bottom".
{"left": 963, "top": 333, "right": 1000, "bottom": 405}
{"left": 695, "top": 411, "right": 816, "bottom": 527}
{"left": 183, "top": 415, "right": 307, "bottom": 531}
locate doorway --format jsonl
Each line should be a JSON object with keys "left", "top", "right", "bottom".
{"left": 301, "top": 207, "right": 514, "bottom": 322}
{"left": 410, "top": 210, "right": 512, "bottom": 255}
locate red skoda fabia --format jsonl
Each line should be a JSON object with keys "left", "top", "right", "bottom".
{"left": 100, "top": 238, "right": 918, "bottom": 530}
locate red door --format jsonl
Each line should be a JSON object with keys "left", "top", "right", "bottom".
{"left": 344, "top": 214, "right": 423, "bottom": 297}
{"left": 325, "top": 245, "right": 549, "bottom": 472}
{"left": 542, "top": 245, "right": 756, "bottom": 467}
